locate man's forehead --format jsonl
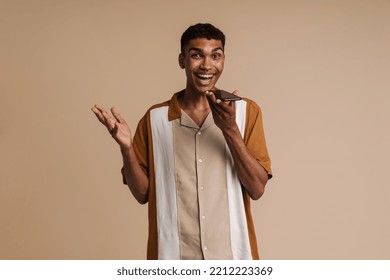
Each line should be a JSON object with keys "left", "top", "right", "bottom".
{"left": 184, "top": 38, "right": 224, "bottom": 52}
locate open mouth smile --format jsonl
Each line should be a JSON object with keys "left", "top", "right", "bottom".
{"left": 195, "top": 73, "right": 214, "bottom": 85}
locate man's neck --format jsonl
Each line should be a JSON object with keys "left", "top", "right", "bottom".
{"left": 180, "top": 88, "right": 210, "bottom": 112}
{"left": 178, "top": 87, "right": 211, "bottom": 127}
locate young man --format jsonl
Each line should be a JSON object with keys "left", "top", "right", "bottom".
{"left": 91, "top": 23, "right": 272, "bottom": 260}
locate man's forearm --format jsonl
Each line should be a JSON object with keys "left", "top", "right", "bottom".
{"left": 121, "top": 146, "right": 149, "bottom": 204}
{"left": 223, "top": 125, "right": 268, "bottom": 200}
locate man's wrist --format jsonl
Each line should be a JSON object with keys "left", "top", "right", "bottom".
{"left": 120, "top": 143, "right": 133, "bottom": 156}
{"left": 222, "top": 123, "right": 240, "bottom": 139}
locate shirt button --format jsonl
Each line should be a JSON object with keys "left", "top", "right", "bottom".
{"left": 200, "top": 186, "right": 204, "bottom": 190}
{"left": 201, "top": 215, "right": 206, "bottom": 220}
{"left": 198, "top": 158, "right": 203, "bottom": 163}
{"left": 204, "top": 246, "right": 208, "bottom": 250}
{"left": 198, "top": 131, "right": 202, "bottom": 135}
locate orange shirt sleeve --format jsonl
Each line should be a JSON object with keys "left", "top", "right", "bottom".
{"left": 243, "top": 99, "right": 273, "bottom": 179}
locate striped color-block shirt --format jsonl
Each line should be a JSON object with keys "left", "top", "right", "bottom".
{"left": 122, "top": 90, "right": 272, "bottom": 260}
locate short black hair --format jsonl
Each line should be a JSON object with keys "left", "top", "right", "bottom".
{"left": 180, "top": 23, "right": 225, "bottom": 53}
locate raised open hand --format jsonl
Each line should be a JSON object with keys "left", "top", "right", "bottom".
{"left": 91, "top": 105, "right": 132, "bottom": 151}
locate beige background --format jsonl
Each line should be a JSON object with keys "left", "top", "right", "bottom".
{"left": 1, "top": 0, "right": 389, "bottom": 259}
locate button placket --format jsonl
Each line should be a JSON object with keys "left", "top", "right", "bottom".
{"left": 196, "top": 129, "right": 203, "bottom": 163}
{"left": 196, "top": 128, "right": 208, "bottom": 258}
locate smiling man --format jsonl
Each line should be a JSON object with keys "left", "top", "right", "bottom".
{"left": 91, "top": 23, "right": 272, "bottom": 260}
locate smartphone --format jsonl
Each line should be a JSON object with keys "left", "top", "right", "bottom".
{"left": 212, "top": 89, "right": 242, "bottom": 101}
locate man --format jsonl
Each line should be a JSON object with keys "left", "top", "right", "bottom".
{"left": 91, "top": 23, "right": 272, "bottom": 260}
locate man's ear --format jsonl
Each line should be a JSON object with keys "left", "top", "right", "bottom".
{"left": 178, "top": 53, "right": 185, "bottom": 69}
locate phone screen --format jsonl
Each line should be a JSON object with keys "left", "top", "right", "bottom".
{"left": 212, "top": 90, "right": 242, "bottom": 101}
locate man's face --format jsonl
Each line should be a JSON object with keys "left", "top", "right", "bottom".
{"left": 179, "top": 38, "right": 225, "bottom": 94}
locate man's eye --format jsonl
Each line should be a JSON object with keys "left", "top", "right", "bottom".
{"left": 212, "top": 53, "right": 222, "bottom": 59}
{"left": 191, "top": 53, "right": 201, "bottom": 59}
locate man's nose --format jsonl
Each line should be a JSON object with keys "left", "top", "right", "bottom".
{"left": 200, "top": 57, "right": 212, "bottom": 70}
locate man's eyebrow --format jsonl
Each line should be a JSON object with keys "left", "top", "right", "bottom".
{"left": 187, "top": 47, "right": 203, "bottom": 53}
{"left": 212, "top": 47, "right": 224, "bottom": 52}
{"left": 187, "top": 47, "right": 224, "bottom": 53}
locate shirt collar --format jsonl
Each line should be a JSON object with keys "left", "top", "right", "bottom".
{"left": 168, "top": 90, "right": 184, "bottom": 121}
{"left": 168, "top": 89, "right": 214, "bottom": 131}
{"left": 180, "top": 110, "right": 214, "bottom": 130}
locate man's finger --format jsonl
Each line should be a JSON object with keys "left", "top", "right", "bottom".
{"left": 214, "top": 98, "right": 232, "bottom": 113}
{"left": 206, "top": 91, "right": 221, "bottom": 107}
{"left": 206, "top": 91, "right": 222, "bottom": 113}
{"left": 92, "top": 104, "right": 110, "bottom": 120}
{"left": 101, "top": 109, "right": 112, "bottom": 122}
{"left": 94, "top": 104, "right": 104, "bottom": 111}
{"left": 111, "top": 107, "right": 125, "bottom": 123}
{"left": 206, "top": 91, "right": 233, "bottom": 112}
{"left": 110, "top": 123, "right": 118, "bottom": 136}
{"left": 91, "top": 107, "right": 107, "bottom": 125}
{"left": 100, "top": 109, "right": 116, "bottom": 130}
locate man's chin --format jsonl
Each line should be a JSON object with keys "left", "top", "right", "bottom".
{"left": 187, "top": 81, "right": 218, "bottom": 95}
{"left": 196, "top": 83, "right": 217, "bottom": 93}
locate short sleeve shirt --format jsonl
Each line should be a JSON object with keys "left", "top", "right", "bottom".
{"left": 122, "top": 90, "right": 272, "bottom": 260}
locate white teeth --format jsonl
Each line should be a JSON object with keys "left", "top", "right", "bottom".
{"left": 195, "top": 73, "right": 214, "bottom": 85}
{"left": 196, "top": 74, "right": 213, "bottom": 79}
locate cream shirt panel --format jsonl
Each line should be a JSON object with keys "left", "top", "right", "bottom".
{"left": 173, "top": 110, "right": 233, "bottom": 260}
